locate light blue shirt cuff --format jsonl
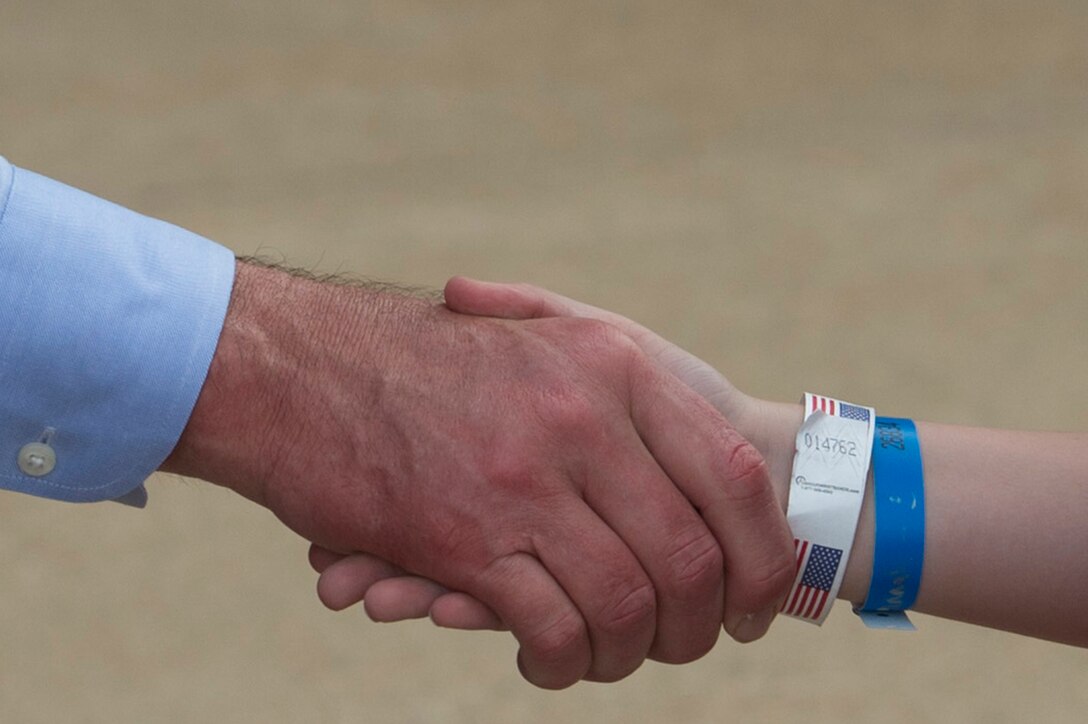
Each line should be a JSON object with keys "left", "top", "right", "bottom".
{"left": 0, "top": 157, "right": 235, "bottom": 505}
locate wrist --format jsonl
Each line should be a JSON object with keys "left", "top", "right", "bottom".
{"left": 161, "top": 261, "right": 330, "bottom": 504}
{"left": 751, "top": 395, "right": 876, "bottom": 605}
{"left": 162, "top": 260, "right": 440, "bottom": 513}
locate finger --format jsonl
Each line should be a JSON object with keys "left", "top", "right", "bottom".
{"left": 472, "top": 551, "right": 591, "bottom": 689}
{"left": 529, "top": 501, "right": 657, "bottom": 683}
{"left": 316, "top": 553, "right": 407, "bottom": 611}
{"left": 430, "top": 592, "right": 506, "bottom": 631}
{"left": 444, "top": 277, "right": 573, "bottom": 320}
{"left": 444, "top": 276, "right": 689, "bottom": 384}
{"left": 446, "top": 277, "right": 740, "bottom": 418}
{"left": 628, "top": 359, "right": 796, "bottom": 642}
{"left": 317, "top": 552, "right": 503, "bottom": 628}
{"left": 449, "top": 276, "right": 788, "bottom": 639}
{"left": 308, "top": 543, "right": 347, "bottom": 573}
{"left": 445, "top": 277, "right": 658, "bottom": 340}
{"left": 580, "top": 441, "right": 724, "bottom": 665}
{"left": 365, "top": 577, "right": 450, "bottom": 622}
{"left": 450, "top": 283, "right": 726, "bottom": 661}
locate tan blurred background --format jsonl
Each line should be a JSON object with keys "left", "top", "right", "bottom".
{"left": 1, "top": 1, "right": 1086, "bottom": 722}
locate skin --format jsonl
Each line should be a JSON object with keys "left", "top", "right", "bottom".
{"left": 312, "top": 277, "right": 1088, "bottom": 649}
{"left": 160, "top": 262, "right": 796, "bottom": 689}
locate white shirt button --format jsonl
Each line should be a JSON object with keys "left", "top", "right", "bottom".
{"left": 18, "top": 442, "right": 56, "bottom": 477}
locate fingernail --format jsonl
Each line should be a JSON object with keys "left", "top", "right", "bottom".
{"left": 732, "top": 607, "right": 777, "bottom": 643}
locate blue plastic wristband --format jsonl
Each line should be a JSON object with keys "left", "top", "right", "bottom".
{"left": 856, "top": 417, "right": 925, "bottom": 628}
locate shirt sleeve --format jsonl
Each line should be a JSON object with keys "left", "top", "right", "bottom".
{"left": 0, "top": 157, "right": 235, "bottom": 506}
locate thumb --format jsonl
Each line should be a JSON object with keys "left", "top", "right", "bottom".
{"left": 443, "top": 277, "right": 743, "bottom": 419}
{"left": 443, "top": 277, "right": 578, "bottom": 320}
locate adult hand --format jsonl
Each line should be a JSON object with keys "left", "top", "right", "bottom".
{"left": 310, "top": 277, "right": 797, "bottom": 647}
{"left": 162, "top": 263, "right": 794, "bottom": 688}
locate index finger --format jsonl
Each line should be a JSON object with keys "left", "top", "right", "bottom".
{"left": 626, "top": 355, "right": 796, "bottom": 642}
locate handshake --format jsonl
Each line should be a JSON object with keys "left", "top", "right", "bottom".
{"left": 164, "top": 262, "right": 800, "bottom": 689}
{"left": 12, "top": 161, "right": 1079, "bottom": 679}
{"left": 164, "top": 260, "right": 1088, "bottom": 683}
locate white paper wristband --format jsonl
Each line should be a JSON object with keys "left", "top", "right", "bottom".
{"left": 780, "top": 394, "right": 875, "bottom": 625}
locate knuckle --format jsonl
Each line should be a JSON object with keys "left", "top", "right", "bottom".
{"left": 657, "top": 524, "right": 726, "bottom": 592}
{"left": 663, "top": 528, "right": 724, "bottom": 597}
{"left": 535, "top": 384, "right": 600, "bottom": 440}
{"left": 711, "top": 433, "right": 774, "bottom": 506}
{"left": 482, "top": 452, "right": 534, "bottom": 493}
{"left": 481, "top": 444, "right": 564, "bottom": 504}
{"left": 527, "top": 610, "right": 586, "bottom": 666}
{"left": 595, "top": 581, "right": 657, "bottom": 636}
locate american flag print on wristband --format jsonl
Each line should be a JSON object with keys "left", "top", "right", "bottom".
{"left": 781, "top": 539, "right": 843, "bottom": 621}
{"left": 781, "top": 393, "right": 875, "bottom": 625}
{"left": 811, "top": 395, "right": 837, "bottom": 416}
{"left": 838, "top": 402, "right": 871, "bottom": 423}
{"left": 811, "top": 394, "right": 871, "bottom": 423}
